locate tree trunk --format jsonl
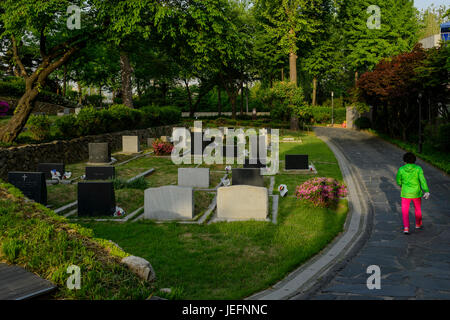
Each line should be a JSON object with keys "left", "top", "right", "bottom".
{"left": 184, "top": 79, "right": 194, "bottom": 118}
{"left": 281, "top": 68, "right": 284, "bottom": 81}
{"left": 354, "top": 71, "right": 359, "bottom": 86}
{"left": 289, "top": 48, "right": 299, "bottom": 131}
{"left": 217, "top": 87, "right": 222, "bottom": 116}
{"left": 312, "top": 77, "right": 318, "bottom": 106}
{"left": 63, "top": 64, "right": 67, "bottom": 96}
{"left": 120, "top": 50, "right": 133, "bottom": 108}
{"left": 77, "top": 82, "right": 82, "bottom": 104}
{"left": 240, "top": 80, "right": 244, "bottom": 116}
{"left": 230, "top": 94, "right": 237, "bottom": 119}
{"left": 0, "top": 88, "right": 39, "bottom": 143}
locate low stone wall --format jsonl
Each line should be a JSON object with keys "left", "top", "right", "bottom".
{"left": 0, "top": 96, "right": 73, "bottom": 115}
{"left": 0, "top": 125, "right": 174, "bottom": 181}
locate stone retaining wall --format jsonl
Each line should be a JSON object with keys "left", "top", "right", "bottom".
{"left": 0, "top": 125, "right": 174, "bottom": 181}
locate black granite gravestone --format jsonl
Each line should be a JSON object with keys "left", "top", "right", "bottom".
{"left": 232, "top": 168, "right": 264, "bottom": 187}
{"left": 244, "top": 158, "right": 267, "bottom": 169}
{"left": 37, "top": 163, "right": 65, "bottom": 180}
{"left": 285, "top": 154, "right": 309, "bottom": 170}
{"left": 85, "top": 166, "right": 115, "bottom": 180}
{"left": 77, "top": 182, "right": 116, "bottom": 217}
{"left": 221, "top": 144, "right": 239, "bottom": 158}
{"left": 88, "top": 143, "right": 111, "bottom": 163}
{"left": 8, "top": 172, "right": 47, "bottom": 205}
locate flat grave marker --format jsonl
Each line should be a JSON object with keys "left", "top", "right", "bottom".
{"left": 8, "top": 172, "right": 47, "bottom": 205}
{"left": 232, "top": 168, "right": 264, "bottom": 187}
{"left": 217, "top": 185, "right": 268, "bottom": 221}
{"left": 178, "top": 168, "right": 210, "bottom": 188}
{"left": 85, "top": 166, "right": 115, "bottom": 180}
{"left": 77, "top": 182, "right": 116, "bottom": 217}
{"left": 285, "top": 154, "right": 309, "bottom": 170}
{"left": 144, "top": 186, "right": 194, "bottom": 220}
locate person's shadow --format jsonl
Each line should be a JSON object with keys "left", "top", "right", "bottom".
{"left": 379, "top": 176, "right": 401, "bottom": 216}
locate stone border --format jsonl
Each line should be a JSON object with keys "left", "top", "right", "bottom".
{"left": 246, "top": 133, "right": 372, "bottom": 300}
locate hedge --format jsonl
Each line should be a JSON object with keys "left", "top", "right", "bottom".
{"left": 50, "top": 104, "right": 181, "bottom": 140}
{"left": 307, "top": 106, "right": 346, "bottom": 124}
{"left": 0, "top": 78, "right": 79, "bottom": 109}
{"left": 0, "top": 182, "right": 155, "bottom": 299}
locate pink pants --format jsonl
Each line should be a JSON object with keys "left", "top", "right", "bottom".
{"left": 401, "top": 198, "right": 422, "bottom": 229}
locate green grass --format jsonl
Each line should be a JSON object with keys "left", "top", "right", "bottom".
{"left": 80, "top": 129, "right": 349, "bottom": 299}
{"left": 0, "top": 182, "right": 155, "bottom": 300}
{"left": 364, "top": 129, "right": 450, "bottom": 174}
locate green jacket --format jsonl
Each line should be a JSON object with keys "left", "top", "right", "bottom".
{"left": 396, "top": 164, "right": 429, "bottom": 198}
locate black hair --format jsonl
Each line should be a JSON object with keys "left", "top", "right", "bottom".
{"left": 403, "top": 152, "right": 416, "bottom": 164}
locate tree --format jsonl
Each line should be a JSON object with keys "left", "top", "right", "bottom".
{"left": 254, "top": 0, "right": 331, "bottom": 129}
{"left": 338, "top": 0, "right": 418, "bottom": 86}
{"left": 0, "top": 0, "right": 163, "bottom": 143}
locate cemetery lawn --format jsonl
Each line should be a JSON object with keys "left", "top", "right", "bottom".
{"left": 81, "top": 130, "right": 349, "bottom": 300}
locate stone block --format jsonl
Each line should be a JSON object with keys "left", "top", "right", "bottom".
{"left": 144, "top": 186, "right": 194, "bottom": 220}
{"left": 122, "top": 136, "right": 140, "bottom": 154}
{"left": 217, "top": 185, "right": 268, "bottom": 220}
{"left": 178, "top": 168, "right": 210, "bottom": 188}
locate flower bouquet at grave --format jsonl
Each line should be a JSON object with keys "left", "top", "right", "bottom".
{"left": 152, "top": 138, "right": 174, "bottom": 155}
{"left": 0, "top": 101, "right": 9, "bottom": 116}
{"left": 295, "top": 177, "right": 348, "bottom": 207}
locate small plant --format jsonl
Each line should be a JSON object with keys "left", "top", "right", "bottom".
{"left": 152, "top": 138, "right": 174, "bottom": 155}
{"left": 0, "top": 101, "right": 9, "bottom": 116}
{"left": 2, "top": 239, "right": 24, "bottom": 262}
{"left": 295, "top": 177, "right": 348, "bottom": 207}
{"left": 113, "top": 177, "right": 149, "bottom": 190}
{"left": 27, "top": 115, "right": 51, "bottom": 141}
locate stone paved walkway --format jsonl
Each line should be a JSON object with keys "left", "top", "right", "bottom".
{"left": 308, "top": 128, "right": 450, "bottom": 300}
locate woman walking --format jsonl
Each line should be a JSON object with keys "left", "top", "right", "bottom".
{"left": 396, "top": 152, "right": 430, "bottom": 234}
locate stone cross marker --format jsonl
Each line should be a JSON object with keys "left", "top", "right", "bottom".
{"left": 8, "top": 172, "right": 47, "bottom": 205}
{"left": 144, "top": 186, "right": 194, "bottom": 220}
{"left": 122, "top": 136, "right": 140, "bottom": 154}
{"left": 217, "top": 185, "right": 268, "bottom": 221}
{"left": 85, "top": 166, "right": 115, "bottom": 180}
{"left": 178, "top": 168, "right": 210, "bottom": 188}
{"left": 88, "top": 143, "right": 111, "bottom": 164}
{"left": 77, "top": 182, "right": 116, "bottom": 217}
{"left": 285, "top": 154, "right": 309, "bottom": 170}
{"left": 232, "top": 168, "right": 264, "bottom": 187}
{"left": 37, "top": 163, "right": 65, "bottom": 180}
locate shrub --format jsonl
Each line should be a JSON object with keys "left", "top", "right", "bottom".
{"left": 268, "top": 82, "right": 305, "bottom": 120}
{"left": 295, "top": 177, "right": 348, "bottom": 207}
{"left": 355, "top": 116, "right": 372, "bottom": 129}
{"left": 438, "top": 123, "right": 450, "bottom": 152}
{"left": 0, "top": 101, "right": 9, "bottom": 116}
{"left": 152, "top": 138, "right": 174, "bottom": 155}
{"left": 54, "top": 115, "right": 78, "bottom": 139}
{"left": 27, "top": 115, "right": 52, "bottom": 141}
{"left": 84, "top": 94, "right": 104, "bottom": 108}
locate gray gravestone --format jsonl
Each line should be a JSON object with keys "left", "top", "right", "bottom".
{"left": 88, "top": 143, "right": 111, "bottom": 164}
{"left": 147, "top": 138, "right": 156, "bottom": 148}
{"left": 232, "top": 168, "right": 264, "bottom": 187}
{"left": 178, "top": 168, "right": 210, "bottom": 188}
{"left": 217, "top": 185, "right": 268, "bottom": 220}
{"left": 85, "top": 166, "right": 115, "bottom": 180}
{"left": 285, "top": 155, "right": 309, "bottom": 170}
{"left": 77, "top": 182, "right": 116, "bottom": 217}
{"left": 8, "top": 172, "right": 47, "bottom": 205}
{"left": 144, "top": 186, "right": 194, "bottom": 220}
{"left": 37, "top": 163, "right": 65, "bottom": 180}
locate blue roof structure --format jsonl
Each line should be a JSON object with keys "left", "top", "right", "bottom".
{"left": 441, "top": 22, "right": 450, "bottom": 42}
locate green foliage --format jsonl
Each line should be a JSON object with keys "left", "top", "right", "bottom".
{"left": 0, "top": 182, "right": 154, "bottom": 299}
{"left": 355, "top": 116, "right": 372, "bottom": 129}
{"left": 84, "top": 95, "right": 103, "bottom": 108}
{"left": 268, "top": 81, "right": 305, "bottom": 120}
{"left": 437, "top": 123, "right": 450, "bottom": 152}
{"left": 113, "top": 177, "right": 149, "bottom": 191}
{"left": 27, "top": 115, "right": 51, "bottom": 141}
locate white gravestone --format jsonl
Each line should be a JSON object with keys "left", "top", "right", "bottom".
{"left": 144, "top": 186, "right": 194, "bottom": 220}
{"left": 217, "top": 185, "right": 268, "bottom": 221}
{"left": 122, "top": 136, "right": 140, "bottom": 154}
{"left": 178, "top": 168, "right": 210, "bottom": 188}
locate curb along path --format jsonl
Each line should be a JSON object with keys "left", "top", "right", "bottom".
{"left": 247, "top": 128, "right": 371, "bottom": 300}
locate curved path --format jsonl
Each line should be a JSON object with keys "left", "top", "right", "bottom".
{"left": 305, "top": 127, "right": 450, "bottom": 300}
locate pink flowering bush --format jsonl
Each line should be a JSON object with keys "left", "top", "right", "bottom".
{"left": 295, "top": 177, "right": 348, "bottom": 207}
{"left": 152, "top": 139, "right": 174, "bottom": 155}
